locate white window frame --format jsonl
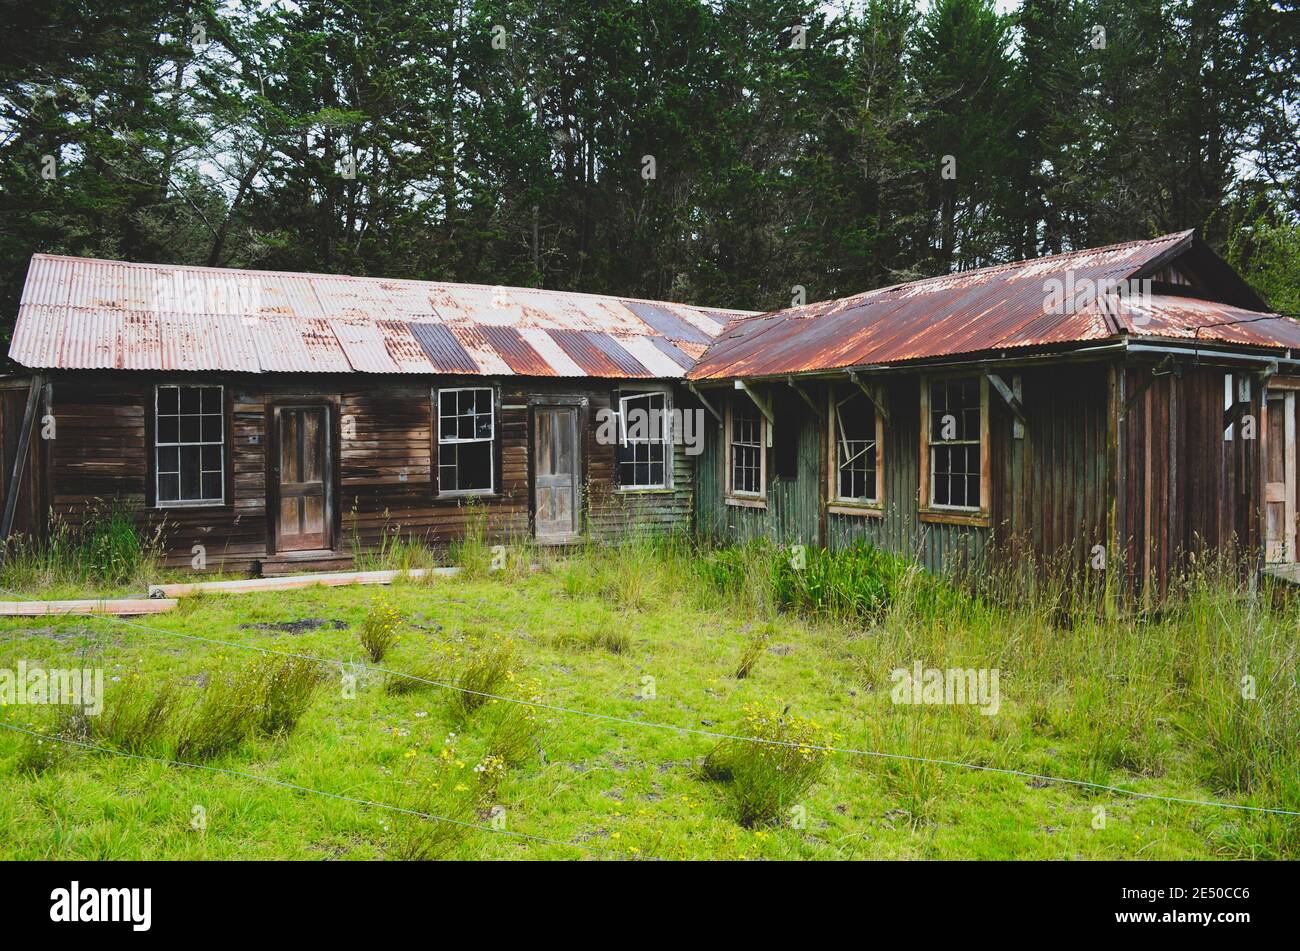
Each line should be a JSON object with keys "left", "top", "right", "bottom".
{"left": 436, "top": 386, "right": 496, "bottom": 497}
{"left": 154, "top": 383, "right": 225, "bottom": 508}
{"left": 615, "top": 385, "right": 673, "bottom": 491}
{"left": 725, "top": 394, "right": 766, "bottom": 505}
{"left": 828, "top": 383, "right": 883, "bottom": 511}
{"left": 919, "top": 375, "right": 989, "bottom": 518}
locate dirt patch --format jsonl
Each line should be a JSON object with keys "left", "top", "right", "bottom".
{"left": 240, "top": 618, "right": 348, "bottom": 636}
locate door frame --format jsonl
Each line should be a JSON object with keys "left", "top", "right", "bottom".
{"left": 1261, "top": 387, "right": 1298, "bottom": 564}
{"left": 266, "top": 398, "right": 340, "bottom": 556}
{"left": 528, "top": 394, "right": 588, "bottom": 543}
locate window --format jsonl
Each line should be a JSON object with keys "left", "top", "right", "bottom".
{"left": 437, "top": 387, "right": 494, "bottom": 495}
{"left": 831, "top": 385, "right": 882, "bottom": 505}
{"left": 727, "top": 396, "right": 765, "bottom": 500}
{"left": 923, "top": 376, "right": 986, "bottom": 513}
{"left": 155, "top": 384, "right": 224, "bottom": 506}
{"left": 617, "top": 389, "right": 671, "bottom": 489}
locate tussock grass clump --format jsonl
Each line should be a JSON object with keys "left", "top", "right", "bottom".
{"left": 95, "top": 677, "right": 181, "bottom": 753}
{"left": 550, "top": 624, "right": 631, "bottom": 655}
{"left": 385, "top": 644, "right": 458, "bottom": 696}
{"left": 556, "top": 533, "right": 695, "bottom": 612}
{"left": 254, "top": 656, "right": 327, "bottom": 737}
{"left": 449, "top": 638, "right": 518, "bottom": 721}
{"left": 174, "top": 669, "right": 262, "bottom": 762}
{"left": 702, "top": 703, "right": 834, "bottom": 827}
{"left": 13, "top": 708, "right": 92, "bottom": 775}
{"left": 357, "top": 597, "right": 405, "bottom": 663}
{"left": 692, "top": 542, "right": 781, "bottom": 617}
{"left": 356, "top": 531, "right": 441, "bottom": 576}
{"left": 734, "top": 626, "right": 773, "bottom": 679}
{"left": 871, "top": 716, "right": 949, "bottom": 827}
{"left": 485, "top": 688, "right": 545, "bottom": 768}
{"left": 387, "top": 757, "right": 484, "bottom": 861}
{"left": 449, "top": 502, "right": 492, "bottom": 578}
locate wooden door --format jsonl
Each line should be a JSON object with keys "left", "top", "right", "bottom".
{"left": 1263, "top": 391, "right": 1296, "bottom": 563}
{"left": 274, "top": 406, "right": 332, "bottom": 552}
{"left": 533, "top": 406, "right": 580, "bottom": 541}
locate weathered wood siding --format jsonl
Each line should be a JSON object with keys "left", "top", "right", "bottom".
{"left": 30, "top": 372, "right": 696, "bottom": 574}
{"left": 0, "top": 379, "right": 48, "bottom": 544}
{"left": 1116, "top": 363, "right": 1261, "bottom": 598}
{"left": 695, "top": 364, "right": 1113, "bottom": 579}
{"left": 695, "top": 392, "right": 822, "bottom": 547}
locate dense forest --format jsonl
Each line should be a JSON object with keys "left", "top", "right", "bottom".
{"left": 0, "top": 0, "right": 1297, "bottom": 341}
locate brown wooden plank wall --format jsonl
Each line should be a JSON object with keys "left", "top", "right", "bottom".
{"left": 37, "top": 373, "right": 696, "bottom": 574}
{"left": 1117, "top": 363, "right": 1260, "bottom": 599}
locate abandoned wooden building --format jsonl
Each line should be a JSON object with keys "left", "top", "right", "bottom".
{"left": 4, "top": 229, "right": 1300, "bottom": 595}
{"left": 687, "top": 230, "right": 1300, "bottom": 596}
{"left": 0, "top": 255, "right": 748, "bottom": 575}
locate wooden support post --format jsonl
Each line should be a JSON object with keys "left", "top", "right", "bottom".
{"left": 846, "top": 369, "right": 888, "bottom": 424}
{"left": 735, "top": 380, "right": 774, "bottom": 446}
{"left": 985, "top": 371, "right": 1026, "bottom": 438}
{"left": 0, "top": 374, "right": 43, "bottom": 560}
{"left": 786, "top": 377, "right": 823, "bottom": 418}
{"left": 1255, "top": 359, "right": 1279, "bottom": 392}
{"left": 686, "top": 382, "right": 723, "bottom": 424}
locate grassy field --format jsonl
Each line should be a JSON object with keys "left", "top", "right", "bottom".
{"left": 1, "top": 535, "right": 1298, "bottom": 860}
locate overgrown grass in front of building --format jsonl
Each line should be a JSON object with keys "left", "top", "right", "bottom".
{"left": 0, "top": 502, "right": 162, "bottom": 594}
{"left": 3, "top": 530, "right": 1298, "bottom": 859}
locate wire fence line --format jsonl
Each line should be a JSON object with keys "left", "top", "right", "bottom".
{"left": 0, "top": 720, "right": 623, "bottom": 859}
{"left": 2, "top": 585, "right": 1299, "bottom": 819}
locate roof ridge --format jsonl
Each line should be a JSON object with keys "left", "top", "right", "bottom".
{"left": 24, "top": 253, "right": 755, "bottom": 317}
{"left": 721, "top": 231, "right": 1193, "bottom": 326}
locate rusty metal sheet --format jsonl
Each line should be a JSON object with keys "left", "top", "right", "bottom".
{"left": 547, "top": 329, "right": 647, "bottom": 378}
{"left": 10, "top": 254, "right": 744, "bottom": 378}
{"left": 447, "top": 325, "right": 513, "bottom": 375}
{"left": 1114, "top": 295, "right": 1300, "bottom": 349}
{"left": 690, "top": 232, "right": 1214, "bottom": 379}
{"left": 250, "top": 316, "right": 352, "bottom": 374}
{"left": 377, "top": 320, "right": 438, "bottom": 373}
{"left": 621, "top": 300, "right": 713, "bottom": 344}
{"left": 329, "top": 319, "right": 401, "bottom": 373}
{"left": 586, "top": 332, "right": 653, "bottom": 377}
{"left": 546, "top": 329, "right": 625, "bottom": 376}
{"left": 517, "top": 327, "right": 585, "bottom": 376}
{"left": 408, "top": 322, "right": 479, "bottom": 374}
{"left": 645, "top": 336, "right": 696, "bottom": 370}
{"left": 619, "top": 334, "right": 689, "bottom": 377}
{"left": 477, "top": 325, "right": 556, "bottom": 376}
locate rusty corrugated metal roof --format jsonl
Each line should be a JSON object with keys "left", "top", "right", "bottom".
{"left": 1114, "top": 295, "right": 1300, "bottom": 349}
{"left": 689, "top": 231, "right": 1300, "bottom": 379}
{"left": 8, "top": 255, "right": 752, "bottom": 378}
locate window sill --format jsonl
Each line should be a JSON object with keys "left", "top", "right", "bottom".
{"left": 615, "top": 487, "right": 674, "bottom": 495}
{"left": 828, "top": 502, "right": 883, "bottom": 518}
{"left": 155, "top": 501, "right": 226, "bottom": 510}
{"left": 436, "top": 491, "right": 499, "bottom": 501}
{"left": 725, "top": 495, "right": 767, "bottom": 510}
{"left": 918, "top": 508, "right": 990, "bottom": 528}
